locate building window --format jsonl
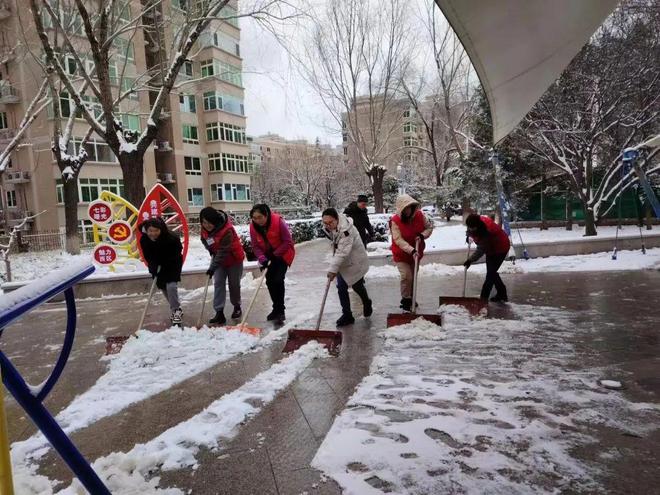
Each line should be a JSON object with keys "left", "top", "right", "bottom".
{"left": 211, "top": 30, "right": 240, "bottom": 56}
{"left": 200, "top": 59, "right": 214, "bottom": 77}
{"left": 67, "top": 137, "right": 117, "bottom": 163}
{"left": 187, "top": 187, "right": 204, "bottom": 206}
{"left": 343, "top": 146, "right": 348, "bottom": 156}
{"left": 200, "top": 59, "right": 242, "bottom": 86}
{"left": 78, "top": 178, "right": 124, "bottom": 203}
{"left": 78, "top": 219, "right": 94, "bottom": 244}
{"left": 182, "top": 124, "right": 199, "bottom": 144}
{"left": 222, "top": 153, "right": 249, "bottom": 173}
{"left": 208, "top": 152, "right": 222, "bottom": 172}
{"left": 184, "top": 156, "right": 202, "bottom": 175}
{"left": 6, "top": 190, "right": 17, "bottom": 208}
{"left": 120, "top": 114, "right": 140, "bottom": 131}
{"left": 203, "top": 91, "right": 219, "bottom": 111}
{"left": 206, "top": 122, "right": 220, "bottom": 142}
{"left": 113, "top": 38, "right": 134, "bottom": 62}
{"left": 203, "top": 92, "right": 244, "bottom": 115}
{"left": 403, "top": 122, "right": 417, "bottom": 133}
{"left": 183, "top": 60, "right": 194, "bottom": 77}
{"left": 56, "top": 179, "right": 64, "bottom": 204}
{"left": 210, "top": 183, "right": 223, "bottom": 202}
{"left": 0, "top": 112, "right": 7, "bottom": 129}
{"left": 179, "top": 94, "right": 196, "bottom": 113}
{"left": 403, "top": 136, "right": 418, "bottom": 147}
{"left": 211, "top": 183, "right": 250, "bottom": 202}
{"left": 121, "top": 77, "right": 138, "bottom": 100}
{"left": 220, "top": 4, "right": 239, "bottom": 28}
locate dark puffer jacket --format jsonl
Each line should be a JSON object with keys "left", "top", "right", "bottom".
{"left": 343, "top": 201, "right": 374, "bottom": 247}
{"left": 139, "top": 217, "right": 183, "bottom": 289}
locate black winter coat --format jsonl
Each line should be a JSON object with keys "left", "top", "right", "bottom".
{"left": 343, "top": 202, "right": 374, "bottom": 247}
{"left": 139, "top": 219, "right": 183, "bottom": 289}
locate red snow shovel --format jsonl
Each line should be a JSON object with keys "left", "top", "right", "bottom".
{"left": 439, "top": 241, "right": 488, "bottom": 316}
{"left": 386, "top": 238, "right": 442, "bottom": 327}
{"left": 105, "top": 270, "right": 159, "bottom": 355}
{"left": 282, "top": 278, "right": 342, "bottom": 356}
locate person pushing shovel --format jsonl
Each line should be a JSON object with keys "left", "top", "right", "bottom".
{"left": 463, "top": 213, "right": 510, "bottom": 303}
{"left": 389, "top": 194, "right": 433, "bottom": 312}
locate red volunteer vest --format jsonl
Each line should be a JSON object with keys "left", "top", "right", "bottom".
{"left": 202, "top": 221, "right": 245, "bottom": 267}
{"left": 249, "top": 213, "right": 296, "bottom": 266}
{"left": 390, "top": 210, "right": 426, "bottom": 264}
{"left": 470, "top": 216, "right": 510, "bottom": 255}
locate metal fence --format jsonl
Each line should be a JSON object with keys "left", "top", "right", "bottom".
{"left": 0, "top": 230, "right": 95, "bottom": 254}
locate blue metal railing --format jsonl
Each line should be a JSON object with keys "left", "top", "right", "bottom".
{"left": 0, "top": 264, "right": 111, "bottom": 494}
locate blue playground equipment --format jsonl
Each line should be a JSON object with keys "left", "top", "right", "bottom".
{"left": 0, "top": 261, "right": 111, "bottom": 494}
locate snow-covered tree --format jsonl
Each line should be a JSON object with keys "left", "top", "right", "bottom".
{"left": 518, "top": 0, "right": 660, "bottom": 236}
{"left": 31, "top": 0, "right": 298, "bottom": 207}
{"left": 298, "top": 0, "right": 411, "bottom": 212}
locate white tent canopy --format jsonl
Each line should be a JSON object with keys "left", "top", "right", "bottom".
{"left": 435, "top": 0, "right": 620, "bottom": 144}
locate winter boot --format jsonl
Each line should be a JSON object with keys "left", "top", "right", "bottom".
{"left": 363, "top": 299, "right": 373, "bottom": 318}
{"left": 267, "top": 309, "right": 285, "bottom": 322}
{"left": 231, "top": 305, "right": 242, "bottom": 319}
{"left": 171, "top": 308, "right": 183, "bottom": 326}
{"left": 209, "top": 311, "right": 226, "bottom": 325}
{"left": 336, "top": 313, "right": 355, "bottom": 327}
{"left": 400, "top": 298, "right": 412, "bottom": 312}
{"left": 490, "top": 294, "right": 508, "bottom": 303}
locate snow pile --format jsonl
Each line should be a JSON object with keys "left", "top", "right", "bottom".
{"left": 11, "top": 325, "right": 258, "bottom": 490}
{"left": 56, "top": 342, "right": 328, "bottom": 495}
{"left": 312, "top": 304, "right": 660, "bottom": 494}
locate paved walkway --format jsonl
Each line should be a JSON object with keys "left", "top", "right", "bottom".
{"left": 3, "top": 240, "right": 659, "bottom": 493}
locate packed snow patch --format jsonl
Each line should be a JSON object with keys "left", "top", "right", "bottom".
{"left": 57, "top": 342, "right": 329, "bottom": 494}
{"left": 312, "top": 304, "right": 660, "bottom": 494}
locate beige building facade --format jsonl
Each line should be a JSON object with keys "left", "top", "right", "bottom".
{"left": 0, "top": 0, "right": 251, "bottom": 238}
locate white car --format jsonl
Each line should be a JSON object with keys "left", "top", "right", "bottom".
{"left": 421, "top": 205, "right": 436, "bottom": 215}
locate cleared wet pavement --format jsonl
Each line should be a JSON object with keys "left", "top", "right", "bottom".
{"left": 3, "top": 240, "right": 659, "bottom": 493}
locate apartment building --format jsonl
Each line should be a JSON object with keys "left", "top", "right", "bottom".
{"left": 0, "top": 0, "right": 251, "bottom": 237}
{"left": 342, "top": 95, "right": 467, "bottom": 177}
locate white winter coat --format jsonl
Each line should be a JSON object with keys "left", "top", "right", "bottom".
{"left": 323, "top": 214, "right": 369, "bottom": 286}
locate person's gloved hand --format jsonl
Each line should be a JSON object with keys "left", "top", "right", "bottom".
{"left": 416, "top": 233, "right": 425, "bottom": 242}
{"left": 463, "top": 259, "right": 472, "bottom": 269}
{"left": 327, "top": 272, "right": 337, "bottom": 281}
{"left": 206, "top": 267, "right": 215, "bottom": 277}
{"left": 411, "top": 248, "right": 419, "bottom": 259}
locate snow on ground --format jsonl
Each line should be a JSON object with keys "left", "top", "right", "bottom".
{"left": 312, "top": 305, "right": 660, "bottom": 494}
{"left": 46, "top": 342, "right": 328, "bottom": 495}
{"left": 365, "top": 248, "right": 660, "bottom": 280}
{"left": 367, "top": 222, "right": 656, "bottom": 255}
{"left": 10, "top": 317, "right": 308, "bottom": 493}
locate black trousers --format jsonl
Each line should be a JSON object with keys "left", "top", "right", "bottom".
{"left": 266, "top": 257, "right": 288, "bottom": 312}
{"left": 337, "top": 275, "right": 370, "bottom": 315}
{"left": 480, "top": 253, "right": 508, "bottom": 300}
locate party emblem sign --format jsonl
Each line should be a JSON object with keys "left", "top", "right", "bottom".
{"left": 107, "top": 220, "right": 133, "bottom": 244}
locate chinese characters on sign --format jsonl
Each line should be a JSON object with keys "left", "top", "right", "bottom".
{"left": 93, "top": 244, "right": 117, "bottom": 265}
{"left": 88, "top": 200, "right": 113, "bottom": 225}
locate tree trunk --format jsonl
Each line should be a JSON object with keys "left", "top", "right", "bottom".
{"left": 583, "top": 207, "right": 597, "bottom": 236}
{"left": 565, "top": 192, "right": 573, "bottom": 231}
{"left": 120, "top": 153, "right": 147, "bottom": 208}
{"left": 63, "top": 178, "right": 80, "bottom": 254}
{"left": 369, "top": 167, "right": 385, "bottom": 213}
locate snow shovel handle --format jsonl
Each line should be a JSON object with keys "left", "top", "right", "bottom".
{"left": 196, "top": 275, "right": 212, "bottom": 328}
{"left": 137, "top": 266, "right": 160, "bottom": 333}
{"left": 238, "top": 267, "right": 268, "bottom": 328}
{"left": 411, "top": 237, "right": 421, "bottom": 315}
{"left": 315, "top": 277, "right": 333, "bottom": 331}
{"left": 463, "top": 241, "right": 471, "bottom": 298}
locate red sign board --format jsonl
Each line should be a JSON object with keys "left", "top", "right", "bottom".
{"left": 88, "top": 200, "right": 113, "bottom": 225}
{"left": 107, "top": 220, "right": 133, "bottom": 244}
{"left": 93, "top": 244, "right": 117, "bottom": 265}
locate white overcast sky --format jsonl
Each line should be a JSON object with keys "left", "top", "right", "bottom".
{"left": 240, "top": 0, "right": 445, "bottom": 146}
